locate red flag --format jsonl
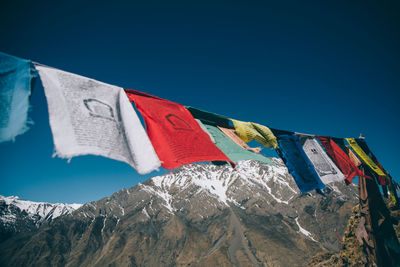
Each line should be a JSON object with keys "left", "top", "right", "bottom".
{"left": 316, "top": 136, "right": 362, "bottom": 184}
{"left": 124, "top": 89, "right": 234, "bottom": 169}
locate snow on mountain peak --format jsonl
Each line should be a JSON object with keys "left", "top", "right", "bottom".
{"left": 148, "top": 159, "right": 300, "bottom": 210}
{"left": 0, "top": 195, "right": 82, "bottom": 224}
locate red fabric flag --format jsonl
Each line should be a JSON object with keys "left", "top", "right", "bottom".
{"left": 124, "top": 89, "right": 234, "bottom": 169}
{"left": 316, "top": 136, "right": 363, "bottom": 184}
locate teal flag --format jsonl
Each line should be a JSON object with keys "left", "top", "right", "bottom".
{"left": 0, "top": 52, "right": 35, "bottom": 142}
{"left": 199, "top": 120, "right": 274, "bottom": 165}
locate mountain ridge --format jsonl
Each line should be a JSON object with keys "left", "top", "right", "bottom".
{"left": 0, "top": 194, "right": 82, "bottom": 242}
{"left": 0, "top": 159, "right": 359, "bottom": 266}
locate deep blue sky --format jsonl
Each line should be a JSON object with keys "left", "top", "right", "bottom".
{"left": 1, "top": 1, "right": 399, "bottom": 204}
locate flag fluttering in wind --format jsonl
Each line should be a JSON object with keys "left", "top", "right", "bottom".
{"left": 36, "top": 66, "right": 160, "bottom": 174}
{"left": 195, "top": 119, "right": 274, "bottom": 165}
{"left": 316, "top": 136, "right": 362, "bottom": 184}
{"left": 125, "top": 89, "right": 234, "bottom": 169}
{"left": 0, "top": 52, "right": 35, "bottom": 142}
{"left": 231, "top": 119, "right": 278, "bottom": 149}
{"left": 275, "top": 134, "right": 325, "bottom": 193}
{"left": 346, "top": 138, "right": 386, "bottom": 177}
{"left": 297, "top": 135, "right": 345, "bottom": 184}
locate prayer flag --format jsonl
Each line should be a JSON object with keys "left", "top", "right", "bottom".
{"left": 332, "top": 137, "right": 349, "bottom": 155}
{"left": 356, "top": 139, "right": 388, "bottom": 186}
{"left": 186, "top": 106, "right": 263, "bottom": 153}
{"left": 348, "top": 149, "right": 362, "bottom": 167}
{"left": 196, "top": 120, "right": 274, "bottom": 165}
{"left": 218, "top": 126, "right": 262, "bottom": 154}
{"left": 36, "top": 66, "right": 160, "bottom": 174}
{"left": 186, "top": 106, "right": 231, "bottom": 127}
{"left": 231, "top": 119, "right": 278, "bottom": 149}
{"left": 125, "top": 89, "right": 234, "bottom": 169}
{"left": 346, "top": 138, "right": 386, "bottom": 176}
{"left": 0, "top": 52, "right": 35, "bottom": 142}
{"left": 316, "top": 136, "right": 362, "bottom": 184}
{"left": 195, "top": 119, "right": 215, "bottom": 143}
{"left": 276, "top": 134, "right": 325, "bottom": 193}
{"left": 298, "top": 135, "right": 345, "bottom": 184}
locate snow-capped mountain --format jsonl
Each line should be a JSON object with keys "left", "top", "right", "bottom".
{"left": 0, "top": 195, "right": 82, "bottom": 241}
{"left": 0, "top": 159, "right": 359, "bottom": 266}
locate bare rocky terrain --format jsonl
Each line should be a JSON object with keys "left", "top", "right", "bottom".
{"left": 0, "top": 159, "right": 359, "bottom": 266}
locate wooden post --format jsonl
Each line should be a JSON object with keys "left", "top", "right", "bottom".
{"left": 359, "top": 166, "right": 377, "bottom": 265}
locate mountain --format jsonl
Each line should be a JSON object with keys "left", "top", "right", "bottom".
{"left": 0, "top": 195, "right": 82, "bottom": 241}
{"left": 0, "top": 159, "right": 358, "bottom": 266}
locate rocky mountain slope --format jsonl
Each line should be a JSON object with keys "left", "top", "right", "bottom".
{"left": 0, "top": 159, "right": 359, "bottom": 266}
{"left": 0, "top": 195, "right": 82, "bottom": 241}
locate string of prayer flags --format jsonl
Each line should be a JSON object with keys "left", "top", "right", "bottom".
{"left": 231, "top": 119, "right": 278, "bottom": 149}
{"left": 36, "top": 66, "right": 161, "bottom": 174}
{"left": 196, "top": 119, "right": 274, "bottom": 165}
{"left": 3, "top": 52, "right": 398, "bottom": 197}
{"left": 275, "top": 134, "right": 325, "bottom": 193}
{"left": 0, "top": 52, "right": 35, "bottom": 142}
{"left": 297, "top": 135, "right": 345, "bottom": 184}
{"left": 316, "top": 136, "right": 362, "bottom": 184}
{"left": 125, "top": 89, "right": 234, "bottom": 169}
{"left": 346, "top": 138, "right": 386, "bottom": 177}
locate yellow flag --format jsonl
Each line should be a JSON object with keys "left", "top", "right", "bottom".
{"left": 231, "top": 119, "right": 278, "bottom": 149}
{"left": 346, "top": 138, "right": 386, "bottom": 176}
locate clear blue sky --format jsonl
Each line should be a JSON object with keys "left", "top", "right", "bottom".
{"left": 0, "top": 1, "right": 399, "bottom": 204}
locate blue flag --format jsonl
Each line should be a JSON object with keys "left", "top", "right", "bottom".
{"left": 0, "top": 52, "right": 34, "bottom": 142}
{"left": 277, "top": 134, "right": 325, "bottom": 193}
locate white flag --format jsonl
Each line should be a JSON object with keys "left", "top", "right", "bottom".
{"left": 36, "top": 65, "right": 160, "bottom": 174}
{"left": 298, "top": 135, "right": 345, "bottom": 184}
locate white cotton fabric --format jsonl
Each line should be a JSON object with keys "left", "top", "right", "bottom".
{"left": 36, "top": 65, "right": 160, "bottom": 174}
{"left": 299, "top": 136, "right": 345, "bottom": 184}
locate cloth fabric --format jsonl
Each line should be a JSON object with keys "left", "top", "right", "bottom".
{"left": 355, "top": 138, "right": 373, "bottom": 157}
{"left": 0, "top": 52, "right": 35, "bottom": 142}
{"left": 276, "top": 134, "right": 325, "bottom": 193}
{"left": 36, "top": 66, "right": 160, "bottom": 174}
{"left": 356, "top": 139, "right": 388, "bottom": 186}
{"left": 348, "top": 148, "right": 362, "bottom": 167}
{"left": 363, "top": 167, "right": 400, "bottom": 266}
{"left": 195, "top": 119, "right": 215, "bottom": 143}
{"left": 125, "top": 89, "right": 234, "bottom": 169}
{"left": 186, "top": 106, "right": 231, "bottom": 127}
{"left": 218, "top": 126, "right": 262, "bottom": 153}
{"left": 186, "top": 106, "right": 263, "bottom": 153}
{"left": 231, "top": 119, "right": 278, "bottom": 149}
{"left": 316, "top": 136, "right": 362, "bottom": 184}
{"left": 346, "top": 138, "right": 386, "bottom": 176}
{"left": 297, "top": 135, "right": 345, "bottom": 184}
{"left": 332, "top": 137, "right": 349, "bottom": 155}
{"left": 357, "top": 174, "right": 376, "bottom": 265}
{"left": 389, "top": 179, "right": 399, "bottom": 206}
{"left": 376, "top": 163, "right": 387, "bottom": 186}
{"left": 196, "top": 120, "right": 274, "bottom": 165}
